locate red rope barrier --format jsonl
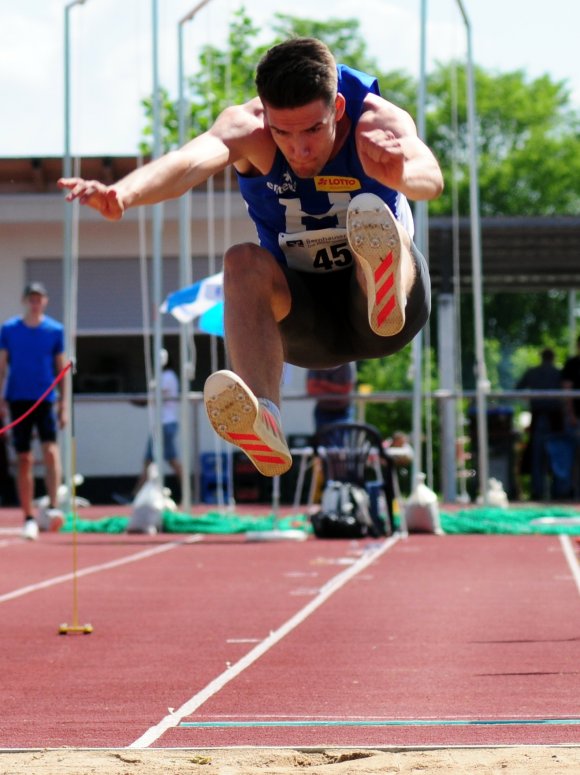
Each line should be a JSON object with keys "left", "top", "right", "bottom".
{"left": 0, "top": 360, "right": 73, "bottom": 436}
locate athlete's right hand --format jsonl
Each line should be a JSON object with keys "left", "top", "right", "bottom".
{"left": 57, "top": 178, "right": 125, "bottom": 221}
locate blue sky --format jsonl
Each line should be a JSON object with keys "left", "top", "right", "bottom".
{"left": 1, "top": 0, "right": 578, "bottom": 157}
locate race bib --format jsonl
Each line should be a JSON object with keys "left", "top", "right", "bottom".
{"left": 279, "top": 227, "right": 354, "bottom": 273}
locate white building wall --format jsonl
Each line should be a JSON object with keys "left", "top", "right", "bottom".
{"left": 0, "top": 189, "right": 315, "bottom": 481}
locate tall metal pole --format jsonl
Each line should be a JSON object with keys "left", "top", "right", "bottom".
{"left": 176, "top": 20, "right": 193, "bottom": 508}
{"left": 412, "top": 0, "right": 428, "bottom": 482}
{"left": 176, "top": 0, "right": 216, "bottom": 509}
{"left": 151, "top": 0, "right": 165, "bottom": 484}
{"left": 62, "top": 0, "right": 88, "bottom": 515}
{"left": 568, "top": 290, "right": 578, "bottom": 354}
{"left": 455, "top": 0, "right": 489, "bottom": 502}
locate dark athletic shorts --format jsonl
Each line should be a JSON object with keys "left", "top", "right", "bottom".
{"left": 278, "top": 243, "right": 431, "bottom": 368}
{"left": 144, "top": 421, "right": 179, "bottom": 462}
{"left": 9, "top": 400, "right": 58, "bottom": 453}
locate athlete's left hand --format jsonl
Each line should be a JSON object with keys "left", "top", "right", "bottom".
{"left": 357, "top": 129, "right": 406, "bottom": 189}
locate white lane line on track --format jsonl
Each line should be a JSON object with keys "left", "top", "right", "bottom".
{"left": 559, "top": 534, "right": 580, "bottom": 596}
{"left": 0, "top": 529, "right": 22, "bottom": 549}
{"left": 0, "top": 536, "right": 202, "bottom": 604}
{"left": 0, "top": 540, "right": 21, "bottom": 549}
{"left": 176, "top": 711, "right": 580, "bottom": 721}
{"left": 129, "top": 534, "right": 402, "bottom": 749}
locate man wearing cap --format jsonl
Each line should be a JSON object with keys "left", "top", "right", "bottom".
{"left": 0, "top": 283, "right": 67, "bottom": 539}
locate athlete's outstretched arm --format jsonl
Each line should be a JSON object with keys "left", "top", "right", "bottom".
{"left": 58, "top": 105, "right": 254, "bottom": 220}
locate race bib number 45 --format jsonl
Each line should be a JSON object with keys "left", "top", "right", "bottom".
{"left": 279, "top": 228, "right": 354, "bottom": 273}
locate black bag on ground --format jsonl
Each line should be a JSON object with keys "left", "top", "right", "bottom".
{"left": 311, "top": 481, "right": 379, "bottom": 538}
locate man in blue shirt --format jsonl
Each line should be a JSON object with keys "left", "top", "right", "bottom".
{"left": 0, "top": 283, "right": 67, "bottom": 539}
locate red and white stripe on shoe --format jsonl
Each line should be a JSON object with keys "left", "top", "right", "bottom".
{"left": 227, "top": 407, "right": 289, "bottom": 468}
{"left": 374, "top": 249, "right": 397, "bottom": 329}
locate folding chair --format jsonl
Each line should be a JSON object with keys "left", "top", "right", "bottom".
{"left": 312, "top": 421, "right": 397, "bottom": 535}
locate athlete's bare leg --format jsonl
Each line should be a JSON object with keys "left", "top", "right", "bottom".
{"left": 203, "top": 243, "right": 293, "bottom": 477}
{"left": 222, "top": 242, "right": 291, "bottom": 404}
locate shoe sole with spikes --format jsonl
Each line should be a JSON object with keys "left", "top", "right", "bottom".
{"left": 347, "top": 192, "right": 407, "bottom": 336}
{"left": 204, "top": 370, "right": 292, "bottom": 477}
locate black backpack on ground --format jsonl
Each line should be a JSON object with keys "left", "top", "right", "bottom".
{"left": 310, "top": 480, "right": 380, "bottom": 539}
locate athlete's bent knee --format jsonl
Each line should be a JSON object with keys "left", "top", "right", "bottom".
{"left": 224, "top": 243, "right": 280, "bottom": 285}
{"left": 223, "top": 243, "right": 290, "bottom": 318}
{"left": 224, "top": 242, "right": 267, "bottom": 269}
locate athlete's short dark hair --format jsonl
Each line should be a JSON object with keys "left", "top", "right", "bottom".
{"left": 255, "top": 38, "right": 337, "bottom": 109}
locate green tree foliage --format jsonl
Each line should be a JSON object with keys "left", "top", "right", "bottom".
{"left": 456, "top": 290, "right": 570, "bottom": 390}
{"left": 140, "top": 6, "right": 416, "bottom": 154}
{"left": 141, "top": 13, "right": 580, "bottom": 222}
{"left": 426, "top": 64, "right": 580, "bottom": 216}
{"left": 270, "top": 14, "right": 379, "bottom": 71}
{"left": 357, "top": 346, "right": 415, "bottom": 434}
{"left": 425, "top": 63, "right": 579, "bottom": 387}
{"left": 358, "top": 344, "right": 444, "bottom": 488}
{"left": 140, "top": 8, "right": 262, "bottom": 153}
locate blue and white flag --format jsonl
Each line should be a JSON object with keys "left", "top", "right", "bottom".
{"left": 198, "top": 301, "right": 225, "bottom": 337}
{"left": 161, "top": 272, "right": 224, "bottom": 336}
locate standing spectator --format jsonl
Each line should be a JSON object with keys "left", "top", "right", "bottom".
{"left": 516, "top": 347, "right": 563, "bottom": 500}
{"left": 562, "top": 335, "right": 580, "bottom": 428}
{"left": 307, "top": 363, "right": 356, "bottom": 431}
{"left": 561, "top": 335, "right": 580, "bottom": 495}
{"left": 0, "top": 283, "right": 66, "bottom": 539}
{"left": 132, "top": 349, "right": 183, "bottom": 498}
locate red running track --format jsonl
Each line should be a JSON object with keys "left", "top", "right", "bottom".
{"left": 0, "top": 517, "right": 579, "bottom": 750}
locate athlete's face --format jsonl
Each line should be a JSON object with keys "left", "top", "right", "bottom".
{"left": 264, "top": 94, "right": 346, "bottom": 178}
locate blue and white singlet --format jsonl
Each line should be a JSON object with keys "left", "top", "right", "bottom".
{"left": 236, "top": 64, "right": 414, "bottom": 273}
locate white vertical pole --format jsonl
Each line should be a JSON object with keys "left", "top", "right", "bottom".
{"left": 62, "top": 0, "right": 87, "bottom": 515}
{"left": 455, "top": 0, "right": 489, "bottom": 502}
{"left": 151, "top": 0, "right": 165, "bottom": 484}
{"left": 224, "top": 5, "right": 235, "bottom": 507}
{"left": 412, "top": 0, "right": 428, "bottom": 482}
{"left": 177, "top": 21, "right": 193, "bottom": 509}
{"left": 176, "top": 0, "right": 216, "bottom": 509}
{"left": 438, "top": 295, "right": 458, "bottom": 501}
